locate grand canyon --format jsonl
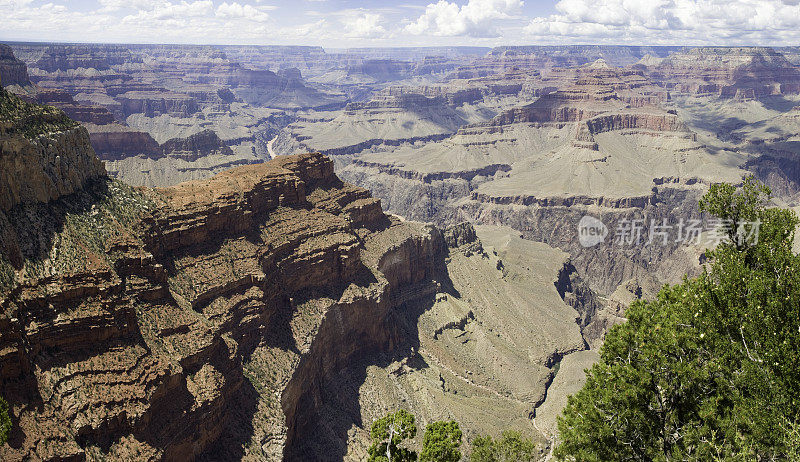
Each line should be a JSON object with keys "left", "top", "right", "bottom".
{"left": 2, "top": 1, "right": 800, "bottom": 461}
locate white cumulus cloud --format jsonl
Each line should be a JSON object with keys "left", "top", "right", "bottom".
{"left": 524, "top": 0, "right": 800, "bottom": 44}
{"left": 405, "top": 0, "right": 524, "bottom": 37}
{"left": 216, "top": 2, "right": 271, "bottom": 22}
{"left": 0, "top": 0, "right": 34, "bottom": 7}
{"left": 120, "top": 1, "right": 213, "bottom": 21}
{"left": 3, "top": 0, "right": 800, "bottom": 47}
{"left": 343, "top": 12, "right": 388, "bottom": 38}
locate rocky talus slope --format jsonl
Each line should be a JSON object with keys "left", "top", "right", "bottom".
{"left": 329, "top": 224, "right": 601, "bottom": 459}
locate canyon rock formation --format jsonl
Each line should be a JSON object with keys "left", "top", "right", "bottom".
{"left": 0, "top": 89, "right": 593, "bottom": 461}
{"left": 640, "top": 47, "right": 800, "bottom": 98}
{"left": 5, "top": 43, "right": 800, "bottom": 460}
{"left": 0, "top": 45, "right": 32, "bottom": 90}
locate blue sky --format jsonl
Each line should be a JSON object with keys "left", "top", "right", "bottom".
{"left": 2, "top": 0, "right": 800, "bottom": 48}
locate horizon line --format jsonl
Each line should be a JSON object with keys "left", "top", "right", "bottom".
{"left": 1, "top": 39, "right": 793, "bottom": 51}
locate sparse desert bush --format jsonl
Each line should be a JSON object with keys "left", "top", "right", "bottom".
{"left": 0, "top": 87, "right": 77, "bottom": 139}
{"left": 0, "top": 257, "right": 14, "bottom": 293}
{"left": 3, "top": 178, "right": 156, "bottom": 285}
{"left": 0, "top": 396, "right": 11, "bottom": 445}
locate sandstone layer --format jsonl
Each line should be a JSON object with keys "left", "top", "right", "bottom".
{"left": 0, "top": 148, "right": 440, "bottom": 461}
{"left": 0, "top": 88, "right": 105, "bottom": 214}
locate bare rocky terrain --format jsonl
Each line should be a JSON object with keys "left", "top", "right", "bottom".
{"left": 274, "top": 47, "right": 800, "bottom": 404}
{"left": 4, "top": 43, "right": 800, "bottom": 461}
{"left": 269, "top": 48, "right": 800, "bottom": 293}
{"left": 0, "top": 87, "right": 603, "bottom": 461}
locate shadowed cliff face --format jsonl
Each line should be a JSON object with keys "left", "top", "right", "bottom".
{"left": 0, "top": 88, "right": 106, "bottom": 269}
{"left": 0, "top": 45, "right": 32, "bottom": 89}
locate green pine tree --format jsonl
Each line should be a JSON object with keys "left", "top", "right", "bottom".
{"left": 420, "top": 420, "right": 462, "bottom": 462}
{"left": 469, "top": 431, "right": 537, "bottom": 462}
{"left": 368, "top": 410, "right": 418, "bottom": 462}
{"left": 555, "top": 178, "right": 800, "bottom": 461}
{"left": 0, "top": 396, "right": 11, "bottom": 446}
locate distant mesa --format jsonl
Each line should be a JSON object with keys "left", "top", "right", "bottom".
{"left": 639, "top": 46, "right": 800, "bottom": 98}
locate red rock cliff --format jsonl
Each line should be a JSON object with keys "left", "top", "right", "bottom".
{"left": 0, "top": 143, "right": 447, "bottom": 461}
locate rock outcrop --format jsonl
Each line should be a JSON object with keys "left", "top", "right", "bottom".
{"left": 443, "top": 46, "right": 684, "bottom": 81}
{"left": 159, "top": 129, "right": 233, "bottom": 161}
{"left": 34, "top": 88, "right": 116, "bottom": 125}
{"left": 116, "top": 91, "right": 199, "bottom": 118}
{"left": 0, "top": 45, "right": 32, "bottom": 89}
{"left": 87, "top": 126, "right": 231, "bottom": 163}
{"left": 21, "top": 44, "right": 140, "bottom": 72}
{"left": 0, "top": 143, "right": 454, "bottom": 460}
{"left": 0, "top": 88, "right": 105, "bottom": 214}
{"left": 85, "top": 123, "right": 161, "bottom": 159}
{"left": 3, "top": 89, "right": 499, "bottom": 459}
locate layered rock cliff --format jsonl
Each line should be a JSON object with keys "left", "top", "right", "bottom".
{"left": 0, "top": 92, "right": 471, "bottom": 460}
{"left": 0, "top": 45, "right": 32, "bottom": 89}
{"left": 0, "top": 89, "right": 602, "bottom": 460}
{"left": 0, "top": 88, "right": 105, "bottom": 214}
{"left": 116, "top": 91, "right": 199, "bottom": 118}
{"left": 34, "top": 88, "right": 116, "bottom": 125}
{"left": 0, "top": 144, "right": 455, "bottom": 461}
{"left": 159, "top": 129, "right": 233, "bottom": 161}
{"left": 641, "top": 47, "right": 800, "bottom": 97}
{"left": 86, "top": 123, "right": 161, "bottom": 160}
{"left": 334, "top": 60, "right": 743, "bottom": 296}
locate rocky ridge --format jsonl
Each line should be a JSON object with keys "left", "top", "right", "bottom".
{"left": 640, "top": 47, "right": 800, "bottom": 98}
{"left": 0, "top": 146, "right": 447, "bottom": 460}
{"left": 0, "top": 88, "right": 104, "bottom": 214}
{"left": 1, "top": 93, "right": 592, "bottom": 460}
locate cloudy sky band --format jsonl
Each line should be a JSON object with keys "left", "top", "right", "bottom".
{"left": 2, "top": 0, "right": 799, "bottom": 47}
